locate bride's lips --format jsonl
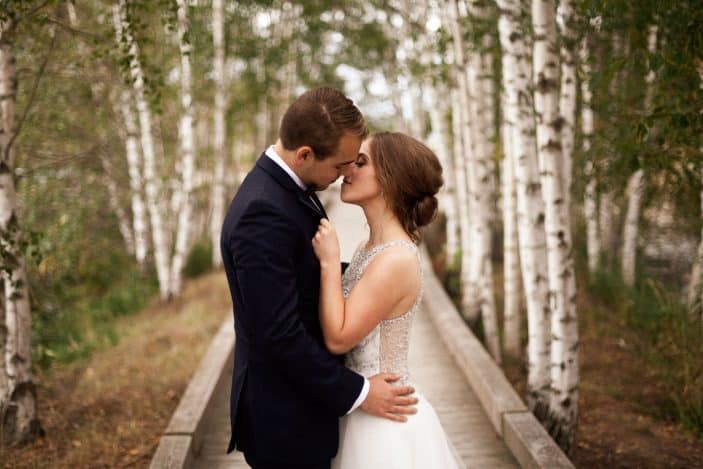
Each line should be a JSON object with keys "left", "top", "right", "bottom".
{"left": 342, "top": 177, "right": 351, "bottom": 185}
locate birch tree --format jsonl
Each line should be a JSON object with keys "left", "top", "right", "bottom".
{"left": 501, "top": 128, "right": 521, "bottom": 356}
{"left": 688, "top": 60, "right": 703, "bottom": 323}
{"left": 442, "top": 0, "right": 480, "bottom": 325}
{"left": 580, "top": 37, "right": 599, "bottom": 274}
{"left": 210, "top": 0, "right": 226, "bottom": 268}
{"left": 168, "top": 0, "right": 197, "bottom": 296}
{"left": 0, "top": 17, "right": 40, "bottom": 445}
{"left": 497, "top": 0, "right": 551, "bottom": 413}
{"left": 100, "top": 153, "right": 136, "bottom": 257}
{"left": 532, "top": 0, "right": 578, "bottom": 452}
{"left": 427, "top": 82, "right": 459, "bottom": 261}
{"left": 68, "top": 3, "right": 148, "bottom": 265}
{"left": 463, "top": 1, "right": 501, "bottom": 362}
{"left": 116, "top": 87, "right": 148, "bottom": 265}
{"left": 556, "top": 0, "right": 576, "bottom": 208}
{"left": 622, "top": 26, "right": 658, "bottom": 287}
{"left": 113, "top": 1, "right": 171, "bottom": 299}
{"left": 599, "top": 35, "right": 627, "bottom": 264}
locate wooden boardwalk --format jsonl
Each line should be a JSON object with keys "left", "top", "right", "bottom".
{"left": 190, "top": 185, "right": 518, "bottom": 468}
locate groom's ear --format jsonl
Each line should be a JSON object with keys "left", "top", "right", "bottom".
{"left": 294, "top": 146, "right": 315, "bottom": 165}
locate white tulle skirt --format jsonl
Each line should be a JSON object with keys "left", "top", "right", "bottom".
{"left": 332, "top": 391, "right": 465, "bottom": 469}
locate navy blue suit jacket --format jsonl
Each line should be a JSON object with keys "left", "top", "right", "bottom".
{"left": 220, "top": 153, "right": 364, "bottom": 465}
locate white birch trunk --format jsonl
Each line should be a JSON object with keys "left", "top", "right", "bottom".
{"left": 556, "top": 0, "right": 576, "bottom": 208}
{"left": 113, "top": 2, "right": 171, "bottom": 299}
{"left": 100, "top": 154, "right": 136, "bottom": 256}
{"left": 600, "top": 34, "right": 626, "bottom": 264}
{"left": 210, "top": 0, "right": 226, "bottom": 268}
{"left": 69, "top": 3, "right": 147, "bottom": 264}
{"left": 622, "top": 169, "right": 644, "bottom": 286}
{"left": 497, "top": 0, "right": 551, "bottom": 414}
{"left": 532, "top": 0, "right": 579, "bottom": 452}
{"left": 427, "top": 83, "right": 459, "bottom": 262}
{"left": 689, "top": 63, "right": 703, "bottom": 324}
{"left": 0, "top": 26, "right": 40, "bottom": 444}
{"left": 498, "top": 10, "right": 522, "bottom": 358}
{"left": 117, "top": 88, "right": 148, "bottom": 265}
{"left": 580, "top": 39, "right": 600, "bottom": 273}
{"left": 169, "top": 0, "right": 198, "bottom": 296}
{"left": 501, "top": 143, "right": 521, "bottom": 356}
{"left": 466, "top": 50, "right": 501, "bottom": 362}
{"left": 621, "top": 26, "right": 656, "bottom": 287}
{"left": 450, "top": 87, "right": 472, "bottom": 293}
{"left": 443, "top": 0, "right": 479, "bottom": 324}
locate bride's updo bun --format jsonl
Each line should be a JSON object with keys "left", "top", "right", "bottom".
{"left": 369, "top": 132, "right": 443, "bottom": 242}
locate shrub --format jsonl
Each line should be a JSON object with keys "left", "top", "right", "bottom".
{"left": 184, "top": 240, "right": 213, "bottom": 278}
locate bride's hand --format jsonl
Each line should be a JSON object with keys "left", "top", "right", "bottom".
{"left": 312, "top": 218, "right": 340, "bottom": 264}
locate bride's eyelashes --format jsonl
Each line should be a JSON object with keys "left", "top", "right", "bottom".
{"left": 355, "top": 155, "right": 368, "bottom": 168}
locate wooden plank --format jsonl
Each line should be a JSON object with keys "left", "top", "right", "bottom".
{"left": 503, "top": 412, "right": 575, "bottom": 469}
{"left": 419, "top": 248, "right": 527, "bottom": 434}
{"left": 150, "top": 435, "right": 194, "bottom": 469}
{"left": 164, "top": 316, "right": 234, "bottom": 455}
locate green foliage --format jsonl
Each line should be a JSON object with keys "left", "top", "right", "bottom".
{"left": 183, "top": 239, "right": 212, "bottom": 279}
{"left": 584, "top": 258, "right": 703, "bottom": 436}
{"left": 30, "top": 253, "right": 157, "bottom": 368}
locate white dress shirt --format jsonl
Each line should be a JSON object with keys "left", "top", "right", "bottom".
{"left": 264, "top": 146, "right": 370, "bottom": 414}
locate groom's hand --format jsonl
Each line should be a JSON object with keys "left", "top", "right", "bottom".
{"left": 361, "top": 373, "right": 418, "bottom": 422}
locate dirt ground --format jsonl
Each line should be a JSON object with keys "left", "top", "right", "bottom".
{"left": 0, "top": 270, "right": 232, "bottom": 468}
{"left": 503, "top": 301, "right": 703, "bottom": 469}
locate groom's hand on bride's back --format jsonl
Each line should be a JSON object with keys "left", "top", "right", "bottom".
{"left": 361, "top": 373, "right": 418, "bottom": 422}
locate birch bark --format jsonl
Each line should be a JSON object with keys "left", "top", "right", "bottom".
{"left": 622, "top": 26, "right": 657, "bottom": 287}
{"left": 0, "top": 20, "right": 41, "bottom": 444}
{"left": 169, "top": 0, "right": 198, "bottom": 296}
{"left": 427, "top": 83, "right": 459, "bottom": 261}
{"left": 466, "top": 49, "right": 501, "bottom": 362}
{"left": 687, "top": 61, "right": 703, "bottom": 323}
{"left": 556, "top": 0, "right": 576, "bottom": 208}
{"left": 532, "top": 0, "right": 579, "bottom": 452}
{"left": 580, "top": 38, "right": 600, "bottom": 273}
{"left": 113, "top": 1, "right": 171, "bottom": 298}
{"left": 497, "top": 0, "right": 551, "bottom": 413}
{"left": 501, "top": 133, "right": 521, "bottom": 356}
{"left": 100, "top": 154, "right": 136, "bottom": 256}
{"left": 443, "top": 0, "right": 479, "bottom": 324}
{"left": 600, "top": 35, "right": 627, "bottom": 264}
{"left": 116, "top": 88, "right": 148, "bottom": 265}
{"left": 210, "top": 0, "right": 226, "bottom": 267}
{"left": 449, "top": 86, "right": 472, "bottom": 295}
{"left": 69, "top": 3, "right": 147, "bottom": 264}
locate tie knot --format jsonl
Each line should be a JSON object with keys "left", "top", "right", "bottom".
{"left": 304, "top": 187, "right": 316, "bottom": 197}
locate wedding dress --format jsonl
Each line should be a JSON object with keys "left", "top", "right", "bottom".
{"left": 331, "top": 240, "right": 464, "bottom": 469}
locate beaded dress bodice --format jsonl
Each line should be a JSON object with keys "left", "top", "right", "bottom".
{"left": 342, "top": 240, "right": 422, "bottom": 386}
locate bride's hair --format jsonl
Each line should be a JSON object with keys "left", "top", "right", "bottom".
{"left": 369, "top": 132, "right": 443, "bottom": 243}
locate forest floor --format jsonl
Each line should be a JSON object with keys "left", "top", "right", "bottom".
{"left": 0, "top": 270, "right": 231, "bottom": 468}
{"left": 502, "top": 289, "right": 703, "bottom": 468}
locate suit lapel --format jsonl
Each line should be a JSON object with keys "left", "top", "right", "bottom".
{"left": 256, "top": 153, "right": 326, "bottom": 219}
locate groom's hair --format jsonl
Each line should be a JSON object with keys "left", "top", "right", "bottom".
{"left": 279, "top": 87, "right": 368, "bottom": 159}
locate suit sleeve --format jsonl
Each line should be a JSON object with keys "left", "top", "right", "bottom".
{"left": 229, "top": 200, "right": 364, "bottom": 415}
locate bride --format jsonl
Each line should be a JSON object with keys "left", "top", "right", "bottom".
{"left": 312, "top": 132, "right": 463, "bottom": 468}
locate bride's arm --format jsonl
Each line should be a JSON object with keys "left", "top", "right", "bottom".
{"left": 312, "top": 219, "right": 419, "bottom": 354}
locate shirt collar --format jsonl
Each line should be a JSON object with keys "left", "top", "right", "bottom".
{"left": 265, "top": 145, "right": 307, "bottom": 191}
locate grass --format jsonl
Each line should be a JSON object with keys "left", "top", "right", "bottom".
{"left": 586, "top": 265, "right": 703, "bottom": 436}
{"left": 0, "top": 270, "right": 232, "bottom": 468}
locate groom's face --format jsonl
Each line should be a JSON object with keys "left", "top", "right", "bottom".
{"left": 301, "top": 133, "right": 361, "bottom": 191}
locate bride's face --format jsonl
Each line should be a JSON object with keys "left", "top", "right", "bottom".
{"left": 340, "top": 138, "right": 383, "bottom": 205}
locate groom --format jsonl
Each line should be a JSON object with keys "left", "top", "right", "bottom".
{"left": 220, "top": 87, "right": 417, "bottom": 469}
